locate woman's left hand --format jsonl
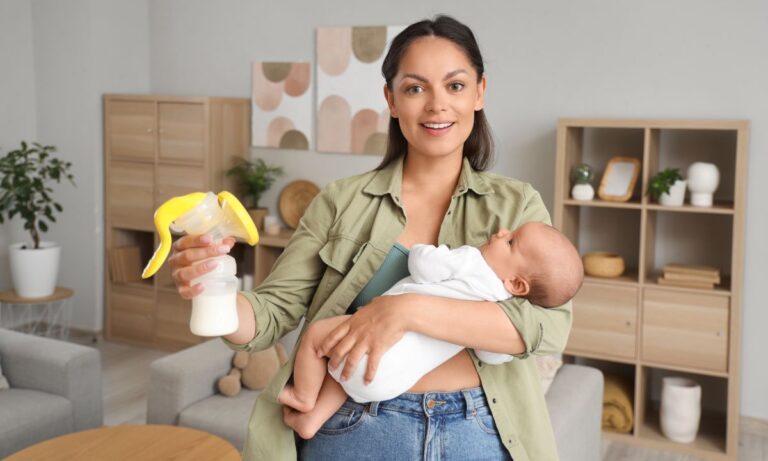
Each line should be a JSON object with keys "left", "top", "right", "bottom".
{"left": 317, "top": 294, "right": 417, "bottom": 384}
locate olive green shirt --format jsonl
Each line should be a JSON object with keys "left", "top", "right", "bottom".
{"left": 224, "top": 155, "right": 572, "bottom": 461}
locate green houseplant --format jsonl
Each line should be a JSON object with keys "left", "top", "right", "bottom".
{"left": 226, "top": 158, "right": 283, "bottom": 228}
{"left": 648, "top": 168, "right": 686, "bottom": 206}
{"left": 0, "top": 142, "right": 76, "bottom": 297}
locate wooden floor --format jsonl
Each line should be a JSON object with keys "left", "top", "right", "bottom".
{"left": 73, "top": 334, "right": 767, "bottom": 460}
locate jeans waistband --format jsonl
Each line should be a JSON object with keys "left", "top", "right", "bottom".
{"left": 364, "top": 386, "right": 488, "bottom": 419}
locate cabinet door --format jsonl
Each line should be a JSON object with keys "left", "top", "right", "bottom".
{"left": 155, "top": 164, "right": 209, "bottom": 206}
{"left": 109, "top": 284, "right": 154, "bottom": 342}
{"left": 106, "top": 99, "right": 156, "bottom": 162}
{"left": 642, "top": 289, "right": 729, "bottom": 372}
{"left": 567, "top": 283, "right": 637, "bottom": 359}
{"left": 108, "top": 160, "right": 154, "bottom": 230}
{"left": 158, "top": 102, "right": 207, "bottom": 164}
{"left": 154, "top": 290, "right": 200, "bottom": 349}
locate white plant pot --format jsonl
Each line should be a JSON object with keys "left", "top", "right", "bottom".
{"left": 8, "top": 241, "right": 61, "bottom": 298}
{"left": 687, "top": 162, "right": 720, "bottom": 207}
{"left": 659, "top": 179, "right": 687, "bottom": 206}
{"left": 660, "top": 377, "right": 702, "bottom": 443}
{"left": 571, "top": 183, "right": 595, "bottom": 201}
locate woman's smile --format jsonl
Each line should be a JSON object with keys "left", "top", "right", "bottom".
{"left": 421, "top": 121, "right": 455, "bottom": 136}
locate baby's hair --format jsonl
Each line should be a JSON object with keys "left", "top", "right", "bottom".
{"left": 522, "top": 224, "right": 584, "bottom": 308}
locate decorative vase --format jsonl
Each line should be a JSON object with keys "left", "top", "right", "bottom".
{"left": 8, "top": 241, "right": 60, "bottom": 298}
{"left": 571, "top": 183, "right": 595, "bottom": 201}
{"left": 687, "top": 162, "right": 720, "bottom": 207}
{"left": 660, "top": 377, "right": 701, "bottom": 443}
{"left": 659, "top": 179, "right": 687, "bottom": 206}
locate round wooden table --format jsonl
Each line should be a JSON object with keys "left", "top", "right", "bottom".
{"left": 6, "top": 425, "right": 240, "bottom": 461}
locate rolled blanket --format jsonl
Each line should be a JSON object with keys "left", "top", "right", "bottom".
{"left": 602, "top": 373, "right": 634, "bottom": 433}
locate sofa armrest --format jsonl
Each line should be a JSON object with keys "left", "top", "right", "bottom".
{"left": 0, "top": 328, "right": 103, "bottom": 430}
{"left": 545, "top": 364, "right": 604, "bottom": 461}
{"left": 147, "top": 338, "right": 235, "bottom": 425}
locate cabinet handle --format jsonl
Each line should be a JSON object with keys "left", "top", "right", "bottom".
{"left": 625, "top": 321, "right": 632, "bottom": 327}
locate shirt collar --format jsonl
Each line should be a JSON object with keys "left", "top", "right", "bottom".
{"left": 363, "top": 155, "right": 494, "bottom": 198}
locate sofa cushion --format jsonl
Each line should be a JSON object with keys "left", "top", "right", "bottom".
{"left": 0, "top": 388, "right": 75, "bottom": 457}
{"left": 0, "top": 356, "right": 8, "bottom": 389}
{"left": 179, "top": 389, "right": 261, "bottom": 451}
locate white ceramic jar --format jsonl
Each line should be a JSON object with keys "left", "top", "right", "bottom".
{"left": 189, "top": 254, "right": 240, "bottom": 336}
{"left": 687, "top": 162, "right": 720, "bottom": 207}
{"left": 660, "top": 376, "right": 702, "bottom": 443}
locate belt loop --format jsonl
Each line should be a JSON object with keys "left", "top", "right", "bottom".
{"left": 367, "top": 400, "right": 380, "bottom": 417}
{"left": 462, "top": 389, "right": 476, "bottom": 419}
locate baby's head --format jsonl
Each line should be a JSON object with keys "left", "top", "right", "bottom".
{"left": 479, "top": 222, "right": 583, "bottom": 308}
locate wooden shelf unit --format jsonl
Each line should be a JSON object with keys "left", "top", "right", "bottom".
{"left": 103, "top": 94, "right": 250, "bottom": 351}
{"left": 554, "top": 118, "right": 748, "bottom": 460}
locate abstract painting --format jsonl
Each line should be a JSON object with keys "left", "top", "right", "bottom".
{"left": 316, "top": 26, "right": 405, "bottom": 155}
{"left": 252, "top": 61, "right": 312, "bottom": 150}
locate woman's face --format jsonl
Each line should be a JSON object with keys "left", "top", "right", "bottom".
{"left": 384, "top": 36, "right": 486, "bottom": 161}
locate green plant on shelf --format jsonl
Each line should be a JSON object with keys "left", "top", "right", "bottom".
{"left": 647, "top": 168, "right": 683, "bottom": 200}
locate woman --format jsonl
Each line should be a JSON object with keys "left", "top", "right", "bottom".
{"left": 170, "top": 15, "right": 571, "bottom": 461}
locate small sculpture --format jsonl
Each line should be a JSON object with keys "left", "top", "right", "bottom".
{"left": 570, "top": 163, "right": 595, "bottom": 201}
{"left": 687, "top": 162, "right": 720, "bottom": 207}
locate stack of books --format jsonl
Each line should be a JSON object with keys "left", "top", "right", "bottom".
{"left": 657, "top": 263, "right": 720, "bottom": 289}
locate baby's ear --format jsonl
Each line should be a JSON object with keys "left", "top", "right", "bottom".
{"left": 504, "top": 276, "right": 530, "bottom": 297}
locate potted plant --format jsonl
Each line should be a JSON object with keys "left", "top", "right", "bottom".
{"left": 226, "top": 158, "right": 283, "bottom": 229}
{"left": 0, "top": 142, "right": 75, "bottom": 297}
{"left": 570, "top": 163, "right": 595, "bottom": 201}
{"left": 648, "top": 168, "right": 686, "bottom": 206}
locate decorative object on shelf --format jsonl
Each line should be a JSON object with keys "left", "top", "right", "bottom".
{"left": 316, "top": 25, "right": 405, "bottom": 154}
{"left": 597, "top": 156, "right": 640, "bottom": 202}
{"left": 279, "top": 180, "right": 321, "bottom": 229}
{"left": 0, "top": 142, "right": 76, "bottom": 298}
{"left": 570, "top": 163, "right": 595, "bottom": 201}
{"left": 252, "top": 61, "right": 312, "bottom": 150}
{"left": 660, "top": 376, "right": 702, "bottom": 443}
{"left": 602, "top": 374, "right": 634, "bottom": 433}
{"left": 263, "top": 215, "right": 281, "bottom": 236}
{"left": 648, "top": 167, "right": 686, "bottom": 206}
{"left": 583, "top": 252, "right": 626, "bottom": 278}
{"left": 658, "top": 263, "right": 720, "bottom": 289}
{"left": 687, "top": 162, "right": 720, "bottom": 207}
{"left": 226, "top": 157, "right": 284, "bottom": 229}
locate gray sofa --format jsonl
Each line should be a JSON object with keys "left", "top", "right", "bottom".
{"left": 0, "top": 328, "right": 103, "bottom": 458}
{"left": 148, "top": 326, "right": 603, "bottom": 461}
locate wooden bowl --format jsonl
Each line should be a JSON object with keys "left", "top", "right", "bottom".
{"left": 583, "top": 252, "right": 625, "bottom": 278}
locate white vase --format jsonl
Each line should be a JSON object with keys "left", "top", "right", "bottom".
{"left": 8, "top": 241, "right": 61, "bottom": 298}
{"left": 687, "top": 162, "right": 720, "bottom": 207}
{"left": 659, "top": 179, "right": 687, "bottom": 206}
{"left": 660, "top": 377, "right": 701, "bottom": 443}
{"left": 571, "top": 183, "right": 595, "bottom": 201}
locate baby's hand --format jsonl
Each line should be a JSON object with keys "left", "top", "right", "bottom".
{"left": 282, "top": 405, "right": 327, "bottom": 440}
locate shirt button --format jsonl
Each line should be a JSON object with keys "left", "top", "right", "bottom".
{"left": 477, "top": 361, "right": 482, "bottom": 367}
{"left": 492, "top": 398, "right": 497, "bottom": 404}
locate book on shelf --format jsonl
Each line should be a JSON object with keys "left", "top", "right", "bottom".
{"left": 664, "top": 263, "right": 720, "bottom": 278}
{"left": 663, "top": 271, "right": 721, "bottom": 284}
{"left": 657, "top": 276, "right": 715, "bottom": 290}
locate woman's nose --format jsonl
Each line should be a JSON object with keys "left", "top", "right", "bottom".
{"left": 425, "top": 89, "right": 448, "bottom": 112}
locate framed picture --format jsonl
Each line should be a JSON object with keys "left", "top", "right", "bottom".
{"left": 598, "top": 157, "right": 641, "bottom": 202}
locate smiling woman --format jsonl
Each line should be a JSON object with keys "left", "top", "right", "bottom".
{"left": 168, "top": 15, "right": 572, "bottom": 461}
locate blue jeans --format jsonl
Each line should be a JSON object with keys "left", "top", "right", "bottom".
{"left": 298, "top": 387, "right": 512, "bottom": 461}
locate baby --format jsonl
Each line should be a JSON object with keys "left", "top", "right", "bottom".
{"left": 280, "top": 221, "right": 584, "bottom": 439}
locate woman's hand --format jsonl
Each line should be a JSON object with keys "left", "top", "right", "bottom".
{"left": 317, "top": 294, "right": 417, "bottom": 384}
{"left": 168, "top": 234, "right": 235, "bottom": 299}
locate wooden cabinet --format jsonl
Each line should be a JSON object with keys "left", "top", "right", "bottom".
{"left": 103, "top": 94, "right": 250, "bottom": 351}
{"left": 555, "top": 118, "right": 748, "bottom": 460}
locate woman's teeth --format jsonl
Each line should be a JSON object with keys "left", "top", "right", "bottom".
{"left": 422, "top": 122, "right": 453, "bottom": 129}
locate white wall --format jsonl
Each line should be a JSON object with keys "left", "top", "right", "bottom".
{"left": 1, "top": 0, "right": 766, "bottom": 419}
{"left": 0, "top": 0, "right": 150, "bottom": 330}
{"left": 0, "top": 0, "right": 38, "bottom": 290}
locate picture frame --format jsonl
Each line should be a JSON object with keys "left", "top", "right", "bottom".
{"left": 597, "top": 156, "right": 641, "bottom": 202}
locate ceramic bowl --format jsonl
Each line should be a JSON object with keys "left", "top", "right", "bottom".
{"left": 583, "top": 252, "right": 625, "bottom": 278}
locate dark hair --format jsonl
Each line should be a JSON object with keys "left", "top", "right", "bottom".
{"left": 376, "top": 15, "right": 494, "bottom": 171}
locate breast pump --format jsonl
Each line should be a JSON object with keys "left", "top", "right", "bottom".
{"left": 141, "top": 191, "right": 258, "bottom": 337}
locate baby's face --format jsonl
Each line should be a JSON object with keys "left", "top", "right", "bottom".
{"left": 479, "top": 227, "right": 530, "bottom": 281}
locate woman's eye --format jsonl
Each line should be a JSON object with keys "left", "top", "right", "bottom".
{"left": 405, "top": 85, "right": 423, "bottom": 95}
{"left": 449, "top": 82, "right": 465, "bottom": 92}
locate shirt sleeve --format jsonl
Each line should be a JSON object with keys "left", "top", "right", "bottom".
{"left": 496, "top": 183, "right": 573, "bottom": 358}
{"left": 222, "top": 186, "right": 336, "bottom": 353}
{"left": 408, "top": 244, "right": 466, "bottom": 284}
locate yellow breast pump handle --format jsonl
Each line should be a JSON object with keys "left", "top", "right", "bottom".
{"left": 141, "top": 191, "right": 259, "bottom": 280}
{"left": 142, "top": 192, "right": 208, "bottom": 279}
